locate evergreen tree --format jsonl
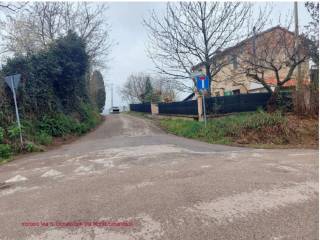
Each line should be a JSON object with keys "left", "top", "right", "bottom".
{"left": 143, "top": 77, "right": 153, "bottom": 103}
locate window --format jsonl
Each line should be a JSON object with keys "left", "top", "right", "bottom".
{"left": 224, "top": 91, "right": 232, "bottom": 96}
{"left": 232, "top": 89, "right": 240, "bottom": 95}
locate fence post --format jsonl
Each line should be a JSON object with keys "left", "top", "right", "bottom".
{"left": 197, "top": 95, "right": 203, "bottom": 121}
{"left": 151, "top": 103, "right": 159, "bottom": 115}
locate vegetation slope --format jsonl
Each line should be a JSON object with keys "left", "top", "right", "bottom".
{"left": 0, "top": 31, "right": 106, "bottom": 161}
{"left": 159, "top": 110, "right": 318, "bottom": 148}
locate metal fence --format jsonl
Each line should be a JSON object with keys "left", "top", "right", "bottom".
{"left": 130, "top": 92, "right": 292, "bottom": 115}
{"left": 129, "top": 103, "right": 151, "bottom": 113}
{"left": 205, "top": 93, "right": 272, "bottom": 114}
{"left": 158, "top": 100, "right": 198, "bottom": 115}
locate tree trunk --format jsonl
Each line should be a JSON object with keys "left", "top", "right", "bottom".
{"left": 309, "top": 69, "right": 319, "bottom": 116}
{"left": 267, "top": 87, "right": 280, "bottom": 112}
{"left": 205, "top": 63, "right": 212, "bottom": 96}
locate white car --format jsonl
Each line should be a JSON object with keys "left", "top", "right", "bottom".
{"left": 110, "top": 107, "right": 120, "bottom": 114}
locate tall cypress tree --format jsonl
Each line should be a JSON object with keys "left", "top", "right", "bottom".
{"left": 143, "top": 77, "right": 153, "bottom": 103}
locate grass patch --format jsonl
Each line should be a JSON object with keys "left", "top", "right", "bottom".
{"left": 34, "top": 131, "right": 53, "bottom": 145}
{"left": 159, "top": 110, "right": 307, "bottom": 146}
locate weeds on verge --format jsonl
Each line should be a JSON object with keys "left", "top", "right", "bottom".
{"left": 0, "top": 104, "right": 102, "bottom": 160}
{"left": 160, "top": 110, "right": 289, "bottom": 145}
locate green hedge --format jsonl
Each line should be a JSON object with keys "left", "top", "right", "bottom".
{"left": 0, "top": 31, "right": 103, "bottom": 160}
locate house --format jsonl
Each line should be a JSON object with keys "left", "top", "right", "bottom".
{"left": 193, "top": 26, "right": 314, "bottom": 96}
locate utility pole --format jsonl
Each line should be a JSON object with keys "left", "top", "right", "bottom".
{"left": 110, "top": 83, "right": 113, "bottom": 108}
{"left": 252, "top": 26, "right": 257, "bottom": 58}
{"left": 201, "top": 90, "right": 207, "bottom": 127}
{"left": 294, "top": 2, "right": 302, "bottom": 91}
{"left": 294, "top": 2, "right": 303, "bottom": 113}
{"left": 252, "top": 26, "right": 257, "bottom": 72}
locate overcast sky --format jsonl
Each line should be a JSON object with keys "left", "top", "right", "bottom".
{"left": 103, "top": 2, "right": 312, "bottom": 112}
{"left": 104, "top": 2, "right": 165, "bottom": 112}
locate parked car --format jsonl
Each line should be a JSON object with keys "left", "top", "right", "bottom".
{"left": 111, "top": 106, "right": 120, "bottom": 114}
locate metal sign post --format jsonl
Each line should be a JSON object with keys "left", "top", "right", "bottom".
{"left": 201, "top": 90, "right": 207, "bottom": 127}
{"left": 4, "top": 74, "right": 23, "bottom": 145}
{"left": 195, "top": 75, "right": 209, "bottom": 127}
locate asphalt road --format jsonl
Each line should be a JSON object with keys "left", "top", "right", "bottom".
{"left": 0, "top": 114, "right": 318, "bottom": 240}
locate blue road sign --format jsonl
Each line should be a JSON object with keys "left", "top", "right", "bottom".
{"left": 196, "top": 75, "right": 209, "bottom": 91}
{"left": 5, "top": 74, "right": 21, "bottom": 92}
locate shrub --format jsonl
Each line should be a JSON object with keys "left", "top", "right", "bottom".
{"left": 0, "top": 127, "right": 4, "bottom": 143}
{"left": 0, "top": 144, "right": 12, "bottom": 159}
{"left": 37, "top": 106, "right": 100, "bottom": 137}
{"left": 38, "top": 114, "right": 79, "bottom": 137}
{"left": 0, "top": 31, "right": 101, "bottom": 158}
{"left": 74, "top": 123, "right": 89, "bottom": 135}
{"left": 8, "top": 124, "right": 22, "bottom": 140}
{"left": 35, "top": 131, "right": 53, "bottom": 145}
{"left": 76, "top": 103, "right": 101, "bottom": 134}
{"left": 1, "top": 31, "right": 90, "bottom": 118}
{"left": 25, "top": 143, "right": 35, "bottom": 152}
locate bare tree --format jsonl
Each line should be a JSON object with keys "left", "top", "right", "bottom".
{"left": 152, "top": 76, "right": 176, "bottom": 103}
{"left": 0, "top": 2, "right": 27, "bottom": 12}
{"left": 120, "top": 73, "right": 149, "bottom": 103}
{"left": 120, "top": 73, "right": 176, "bottom": 103}
{"left": 235, "top": 26, "right": 308, "bottom": 98}
{"left": 144, "top": 2, "right": 268, "bottom": 94}
{"left": 0, "top": 2, "right": 112, "bottom": 67}
{"left": 67, "top": 2, "right": 112, "bottom": 67}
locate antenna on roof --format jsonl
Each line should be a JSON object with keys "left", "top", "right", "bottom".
{"left": 253, "top": 27, "right": 257, "bottom": 58}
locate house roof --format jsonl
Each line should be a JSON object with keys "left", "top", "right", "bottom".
{"left": 192, "top": 26, "right": 295, "bottom": 70}
{"left": 182, "top": 92, "right": 195, "bottom": 101}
